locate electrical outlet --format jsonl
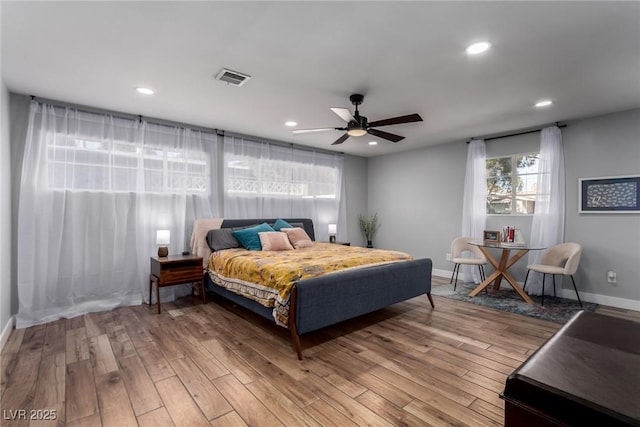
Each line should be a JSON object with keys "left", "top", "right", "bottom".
{"left": 446, "top": 253, "right": 452, "bottom": 261}
{"left": 607, "top": 270, "right": 617, "bottom": 284}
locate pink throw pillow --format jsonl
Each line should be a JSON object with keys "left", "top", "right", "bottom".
{"left": 282, "top": 227, "right": 314, "bottom": 249}
{"left": 258, "top": 232, "right": 294, "bottom": 251}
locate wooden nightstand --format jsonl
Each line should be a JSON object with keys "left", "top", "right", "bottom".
{"left": 149, "top": 254, "right": 205, "bottom": 314}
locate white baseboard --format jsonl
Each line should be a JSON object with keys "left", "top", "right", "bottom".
{"left": 1, "top": 315, "right": 15, "bottom": 352}
{"left": 555, "top": 288, "right": 640, "bottom": 311}
{"left": 432, "top": 269, "right": 639, "bottom": 312}
{"left": 432, "top": 268, "right": 454, "bottom": 280}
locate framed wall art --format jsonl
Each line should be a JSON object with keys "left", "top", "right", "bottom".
{"left": 579, "top": 175, "right": 640, "bottom": 213}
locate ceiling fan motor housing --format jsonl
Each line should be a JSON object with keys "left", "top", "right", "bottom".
{"left": 350, "top": 94, "right": 366, "bottom": 130}
{"left": 354, "top": 115, "right": 367, "bottom": 126}
{"left": 349, "top": 93, "right": 364, "bottom": 105}
{"left": 347, "top": 115, "right": 368, "bottom": 136}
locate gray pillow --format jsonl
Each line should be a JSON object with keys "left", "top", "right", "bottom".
{"left": 206, "top": 228, "right": 241, "bottom": 252}
{"left": 277, "top": 222, "right": 304, "bottom": 230}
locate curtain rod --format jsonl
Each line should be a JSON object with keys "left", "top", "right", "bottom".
{"left": 221, "top": 129, "right": 343, "bottom": 157}
{"left": 29, "top": 95, "right": 343, "bottom": 157}
{"left": 30, "top": 95, "right": 220, "bottom": 134}
{"left": 466, "top": 123, "right": 567, "bottom": 143}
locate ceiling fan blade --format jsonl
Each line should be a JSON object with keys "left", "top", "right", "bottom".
{"left": 292, "top": 127, "right": 336, "bottom": 134}
{"left": 331, "top": 133, "right": 350, "bottom": 145}
{"left": 330, "top": 107, "right": 356, "bottom": 123}
{"left": 367, "top": 128, "right": 405, "bottom": 143}
{"left": 368, "top": 113, "right": 423, "bottom": 128}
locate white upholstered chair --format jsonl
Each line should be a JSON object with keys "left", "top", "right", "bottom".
{"left": 523, "top": 242, "right": 583, "bottom": 307}
{"left": 450, "top": 237, "right": 487, "bottom": 290}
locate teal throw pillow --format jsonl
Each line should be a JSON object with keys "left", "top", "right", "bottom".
{"left": 273, "top": 218, "right": 293, "bottom": 231}
{"left": 232, "top": 223, "right": 275, "bottom": 250}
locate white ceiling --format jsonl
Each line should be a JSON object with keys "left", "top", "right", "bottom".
{"left": 2, "top": 1, "right": 639, "bottom": 157}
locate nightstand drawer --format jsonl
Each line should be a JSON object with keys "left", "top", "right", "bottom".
{"left": 150, "top": 256, "right": 203, "bottom": 285}
{"left": 159, "top": 267, "right": 202, "bottom": 284}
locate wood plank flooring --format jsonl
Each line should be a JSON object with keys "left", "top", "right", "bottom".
{"left": 2, "top": 276, "right": 638, "bottom": 426}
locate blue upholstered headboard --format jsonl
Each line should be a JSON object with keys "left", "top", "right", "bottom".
{"left": 219, "top": 218, "right": 316, "bottom": 241}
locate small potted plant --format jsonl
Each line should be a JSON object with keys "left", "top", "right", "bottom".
{"left": 359, "top": 213, "right": 381, "bottom": 248}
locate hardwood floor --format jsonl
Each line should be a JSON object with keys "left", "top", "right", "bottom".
{"left": 2, "top": 276, "right": 638, "bottom": 426}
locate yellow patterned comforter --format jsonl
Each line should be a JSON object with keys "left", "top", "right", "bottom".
{"left": 206, "top": 242, "right": 412, "bottom": 326}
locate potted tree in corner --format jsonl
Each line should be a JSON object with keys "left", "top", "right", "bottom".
{"left": 359, "top": 213, "right": 381, "bottom": 248}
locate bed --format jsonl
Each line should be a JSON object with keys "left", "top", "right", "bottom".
{"left": 200, "top": 218, "right": 434, "bottom": 359}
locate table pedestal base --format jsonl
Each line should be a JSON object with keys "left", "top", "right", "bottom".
{"left": 468, "top": 247, "right": 533, "bottom": 304}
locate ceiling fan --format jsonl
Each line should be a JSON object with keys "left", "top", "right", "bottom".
{"left": 293, "top": 94, "right": 423, "bottom": 145}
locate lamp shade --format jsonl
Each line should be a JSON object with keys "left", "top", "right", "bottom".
{"left": 156, "top": 229, "right": 170, "bottom": 245}
{"left": 328, "top": 224, "right": 337, "bottom": 235}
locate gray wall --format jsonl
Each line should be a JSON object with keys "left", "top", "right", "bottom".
{"left": 564, "top": 109, "right": 640, "bottom": 302}
{"left": 368, "top": 140, "right": 467, "bottom": 260}
{"left": 1, "top": 82, "right": 13, "bottom": 342}
{"left": 8, "top": 94, "right": 29, "bottom": 323}
{"left": 343, "top": 154, "right": 368, "bottom": 247}
{"left": 369, "top": 108, "right": 640, "bottom": 308}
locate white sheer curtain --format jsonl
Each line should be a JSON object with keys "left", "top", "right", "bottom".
{"left": 16, "top": 102, "right": 217, "bottom": 327}
{"left": 223, "top": 135, "right": 345, "bottom": 242}
{"left": 461, "top": 139, "right": 487, "bottom": 283}
{"left": 526, "top": 126, "right": 565, "bottom": 295}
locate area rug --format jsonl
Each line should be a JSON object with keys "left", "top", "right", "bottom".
{"left": 432, "top": 282, "right": 598, "bottom": 323}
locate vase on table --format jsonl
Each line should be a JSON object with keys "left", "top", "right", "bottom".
{"left": 367, "top": 240, "right": 373, "bottom": 248}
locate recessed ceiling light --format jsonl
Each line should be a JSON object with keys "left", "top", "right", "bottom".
{"left": 535, "top": 100, "right": 553, "bottom": 108}
{"left": 136, "top": 87, "right": 154, "bottom": 95}
{"left": 368, "top": 141, "right": 378, "bottom": 146}
{"left": 466, "top": 41, "right": 491, "bottom": 55}
{"left": 285, "top": 121, "right": 298, "bottom": 127}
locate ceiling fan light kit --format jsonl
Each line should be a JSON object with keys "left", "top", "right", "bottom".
{"left": 347, "top": 128, "right": 367, "bottom": 137}
{"left": 294, "top": 93, "right": 423, "bottom": 146}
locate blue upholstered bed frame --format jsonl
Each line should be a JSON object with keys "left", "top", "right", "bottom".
{"left": 204, "top": 218, "right": 434, "bottom": 359}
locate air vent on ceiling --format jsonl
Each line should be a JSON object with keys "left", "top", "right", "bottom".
{"left": 215, "top": 68, "right": 251, "bottom": 86}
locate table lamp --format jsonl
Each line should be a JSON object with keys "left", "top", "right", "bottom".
{"left": 156, "top": 229, "right": 170, "bottom": 257}
{"left": 328, "top": 224, "right": 337, "bottom": 243}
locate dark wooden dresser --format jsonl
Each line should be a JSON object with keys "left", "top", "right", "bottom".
{"left": 501, "top": 310, "right": 640, "bottom": 426}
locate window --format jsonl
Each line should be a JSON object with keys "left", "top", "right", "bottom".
{"left": 486, "top": 153, "right": 540, "bottom": 214}
{"left": 222, "top": 136, "right": 343, "bottom": 226}
{"left": 225, "top": 157, "right": 338, "bottom": 199}
{"left": 47, "top": 135, "right": 209, "bottom": 194}
{"left": 224, "top": 140, "right": 340, "bottom": 200}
